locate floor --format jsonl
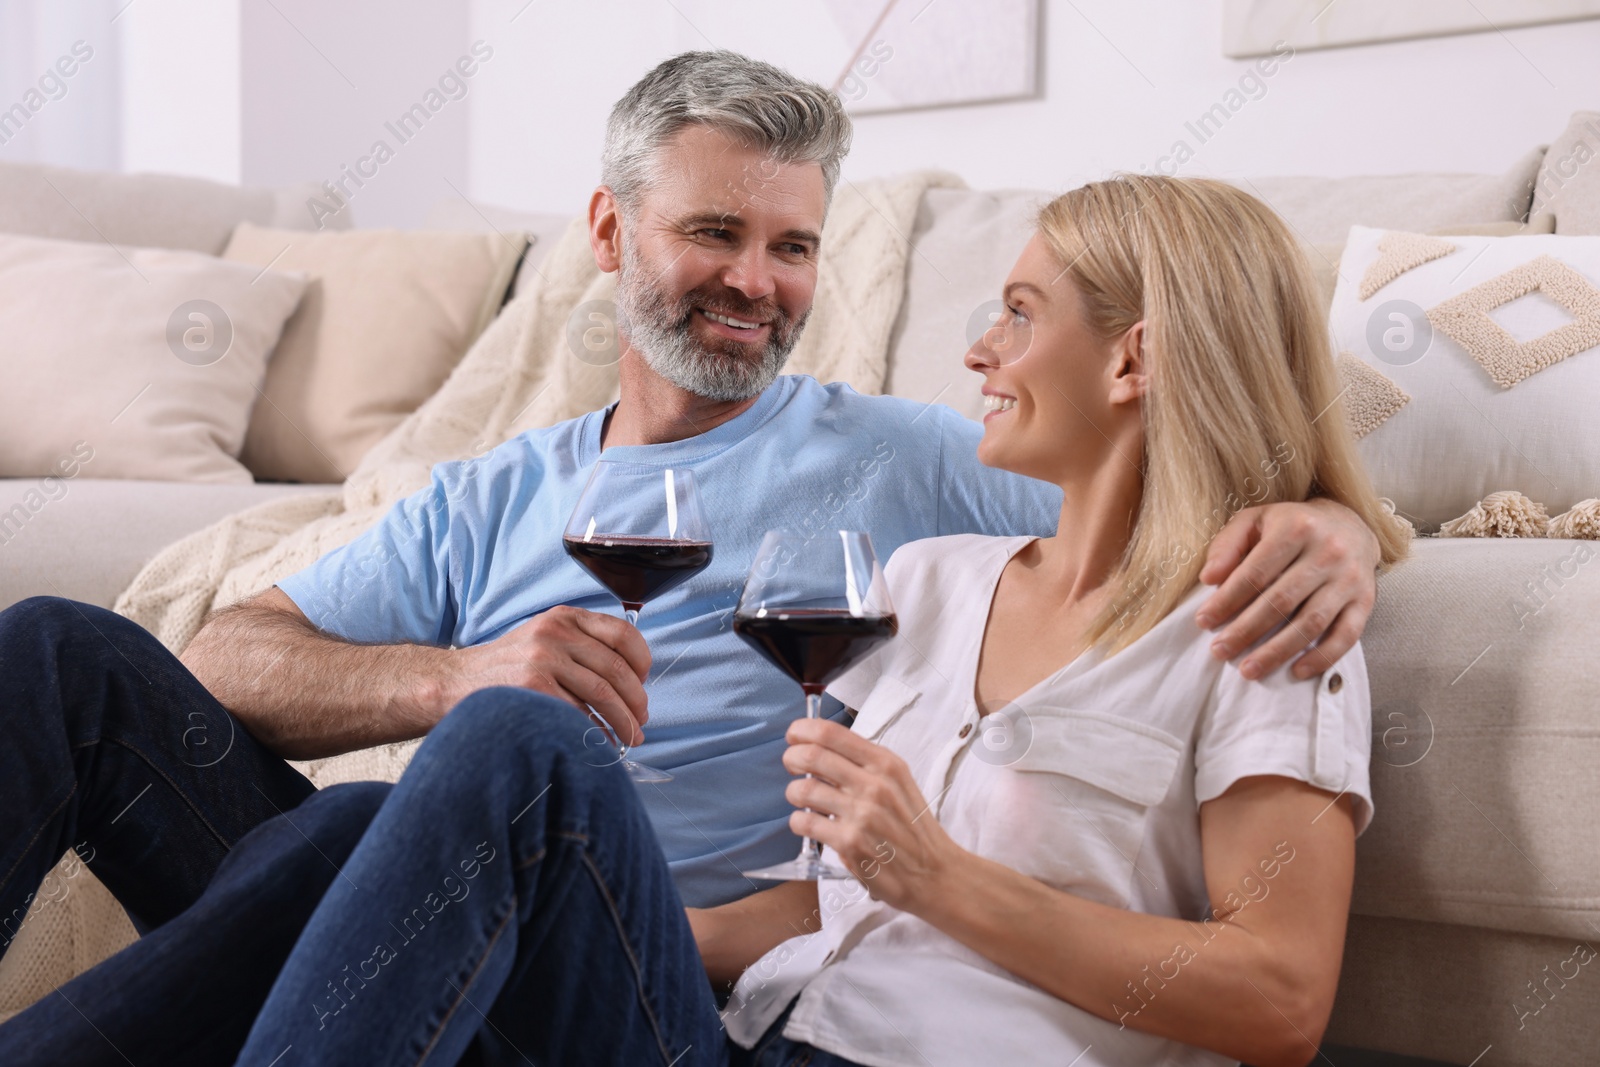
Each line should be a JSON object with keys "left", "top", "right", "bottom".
{"left": 1310, "top": 1048, "right": 1460, "bottom": 1067}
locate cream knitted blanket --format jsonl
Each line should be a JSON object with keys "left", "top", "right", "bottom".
{"left": 0, "top": 170, "right": 965, "bottom": 1018}
{"left": 112, "top": 168, "right": 963, "bottom": 783}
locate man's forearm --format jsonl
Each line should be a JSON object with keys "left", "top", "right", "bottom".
{"left": 181, "top": 603, "right": 454, "bottom": 761}
{"left": 687, "top": 879, "right": 820, "bottom": 989}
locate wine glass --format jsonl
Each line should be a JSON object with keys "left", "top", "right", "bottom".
{"left": 563, "top": 460, "right": 714, "bottom": 783}
{"left": 734, "top": 530, "right": 898, "bottom": 880}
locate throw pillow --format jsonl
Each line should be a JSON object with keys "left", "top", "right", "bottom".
{"left": 0, "top": 232, "right": 306, "bottom": 484}
{"left": 1302, "top": 215, "right": 1556, "bottom": 312}
{"left": 420, "top": 197, "right": 574, "bottom": 299}
{"left": 1534, "top": 110, "right": 1600, "bottom": 235}
{"left": 1329, "top": 224, "right": 1600, "bottom": 528}
{"left": 224, "top": 224, "right": 528, "bottom": 484}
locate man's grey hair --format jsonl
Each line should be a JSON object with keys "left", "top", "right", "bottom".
{"left": 601, "top": 50, "right": 853, "bottom": 219}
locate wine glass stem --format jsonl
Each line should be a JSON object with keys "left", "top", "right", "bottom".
{"left": 617, "top": 606, "right": 642, "bottom": 759}
{"left": 800, "top": 690, "right": 825, "bottom": 864}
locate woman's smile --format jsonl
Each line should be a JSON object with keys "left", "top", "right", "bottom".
{"left": 982, "top": 391, "right": 1018, "bottom": 422}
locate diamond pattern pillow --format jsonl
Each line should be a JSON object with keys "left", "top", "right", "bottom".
{"left": 1330, "top": 225, "right": 1600, "bottom": 529}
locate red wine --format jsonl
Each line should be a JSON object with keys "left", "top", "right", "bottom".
{"left": 733, "top": 609, "right": 897, "bottom": 695}
{"left": 562, "top": 535, "right": 714, "bottom": 610}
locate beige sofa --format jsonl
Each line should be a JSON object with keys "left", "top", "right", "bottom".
{"left": 4, "top": 112, "right": 1600, "bottom": 1066}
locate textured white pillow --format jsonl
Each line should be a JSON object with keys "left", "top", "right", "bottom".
{"left": 0, "top": 232, "right": 306, "bottom": 483}
{"left": 1330, "top": 225, "right": 1600, "bottom": 528}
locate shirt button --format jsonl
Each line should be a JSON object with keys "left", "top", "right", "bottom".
{"left": 959, "top": 722, "right": 973, "bottom": 738}
{"left": 1328, "top": 672, "right": 1344, "bottom": 694}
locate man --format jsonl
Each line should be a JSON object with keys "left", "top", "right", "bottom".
{"left": 0, "top": 49, "right": 1380, "bottom": 1062}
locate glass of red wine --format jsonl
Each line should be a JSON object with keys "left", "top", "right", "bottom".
{"left": 563, "top": 460, "right": 714, "bottom": 783}
{"left": 734, "top": 530, "right": 897, "bottom": 881}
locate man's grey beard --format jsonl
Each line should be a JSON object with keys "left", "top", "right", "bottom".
{"left": 614, "top": 236, "right": 809, "bottom": 402}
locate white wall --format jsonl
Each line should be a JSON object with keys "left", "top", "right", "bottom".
{"left": 119, "top": 0, "right": 240, "bottom": 183}
{"left": 467, "top": 0, "right": 678, "bottom": 219}
{"left": 24, "top": 0, "right": 1600, "bottom": 221}
{"left": 4, "top": 0, "right": 476, "bottom": 226}
{"left": 0, "top": 0, "right": 121, "bottom": 171}
{"left": 466, "top": 0, "right": 1600, "bottom": 216}
{"left": 239, "top": 0, "right": 472, "bottom": 228}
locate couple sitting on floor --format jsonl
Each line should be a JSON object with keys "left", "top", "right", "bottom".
{"left": 0, "top": 49, "right": 1403, "bottom": 1067}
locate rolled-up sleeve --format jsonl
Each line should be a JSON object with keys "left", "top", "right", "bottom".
{"left": 1193, "top": 645, "right": 1375, "bottom": 836}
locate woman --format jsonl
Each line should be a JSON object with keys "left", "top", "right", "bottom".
{"left": 5, "top": 174, "right": 1404, "bottom": 1067}
{"left": 696, "top": 174, "right": 1409, "bottom": 1066}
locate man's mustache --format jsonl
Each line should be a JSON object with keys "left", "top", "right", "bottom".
{"left": 675, "top": 288, "right": 787, "bottom": 331}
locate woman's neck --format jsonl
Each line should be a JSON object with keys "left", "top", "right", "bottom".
{"left": 1033, "top": 460, "right": 1144, "bottom": 609}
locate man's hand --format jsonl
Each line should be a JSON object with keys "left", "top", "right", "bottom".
{"left": 1196, "top": 498, "right": 1380, "bottom": 681}
{"left": 184, "top": 592, "right": 653, "bottom": 762}
{"left": 446, "top": 606, "right": 652, "bottom": 746}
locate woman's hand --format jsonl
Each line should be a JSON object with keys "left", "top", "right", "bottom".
{"left": 782, "top": 716, "right": 964, "bottom": 913}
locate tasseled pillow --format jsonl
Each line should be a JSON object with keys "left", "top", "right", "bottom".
{"left": 1438, "top": 491, "right": 1551, "bottom": 538}
{"left": 1435, "top": 493, "right": 1600, "bottom": 539}
{"left": 1550, "top": 498, "right": 1600, "bottom": 539}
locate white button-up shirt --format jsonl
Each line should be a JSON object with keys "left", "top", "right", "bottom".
{"left": 723, "top": 533, "right": 1374, "bottom": 1067}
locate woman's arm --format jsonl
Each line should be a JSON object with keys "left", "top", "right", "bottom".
{"left": 785, "top": 717, "right": 1357, "bottom": 1067}
{"left": 685, "top": 879, "right": 820, "bottom": 990}
{"left": 917, "top": 776, "right": 1353, "bottom": 1067}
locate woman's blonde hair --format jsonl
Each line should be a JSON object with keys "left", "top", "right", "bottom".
{"left": 1033, "top": 174, "right": 1409, "bottom": 654}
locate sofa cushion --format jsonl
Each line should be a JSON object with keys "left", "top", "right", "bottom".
{"left": 0, "top": 232, "right": 308, "bottom": 484}
{"left": 224, "top": 223, "right": 528, "bottom": 484}
{"left": 0, "top": 479, "right": 337, "bottom": 611}
{"left": 1329, "top": 915, "right": 1599, "bottom": 1067}
{"left": 884, "top": 186, "right": 1044, "bottom": 422}
{"left": 1535, "top": 110, "right": 1600, "bottom": 235}
{"left": 0, "top": 159, "right": 345, "bottom": 255}
{"left": 1230, "top": 146, "right": 1545, "bottom": 244}
{"left": 1355, "top": 536, "right": 1600, "bottom": 943}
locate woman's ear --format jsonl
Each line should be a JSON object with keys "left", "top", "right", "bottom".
{"left": 1109, "top": 320, "right": 1150, "bottom": 405}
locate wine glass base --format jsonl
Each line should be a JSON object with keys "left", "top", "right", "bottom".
{"left": 741, "top": 856, "right": 851, "bottom": 882}
{"left": 622, "top": 759, "right": 673, "bottom": 783}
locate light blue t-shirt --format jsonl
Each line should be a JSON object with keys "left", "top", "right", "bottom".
{"left": 277, "top": 374, "right": 1061, "bottom": 907}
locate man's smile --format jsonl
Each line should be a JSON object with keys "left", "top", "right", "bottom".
{"left": 696, "top": 307, "right": 771, "bottom": 339}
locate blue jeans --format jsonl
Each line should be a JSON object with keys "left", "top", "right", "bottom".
{"left": 0, "top": 596, "right": 316, "bottom": 938}
{"left": 0, "top": 781, "right": 391, "bottom": 1065}
{"left": 0, "top": 598, "right": 861, "bottom": 1065}
{"left": 0, "top": 594, "right": 319, "bottom": 1064}
{"left": 231, "top": 688, "right": 862, "bottom": 1066}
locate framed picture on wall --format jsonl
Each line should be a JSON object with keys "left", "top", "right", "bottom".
{"left": 822, "top": 0, "right": 1042, "bottom": 115}
{"left": 1224, "top": 0, "right": 1600, "bottom": 57}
